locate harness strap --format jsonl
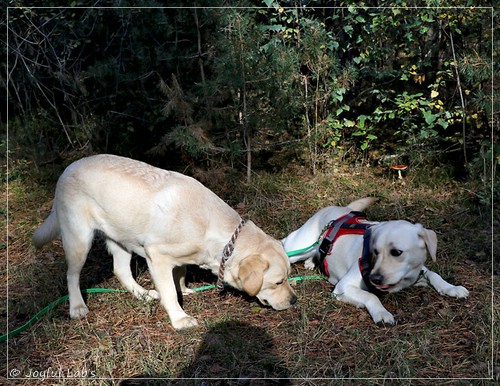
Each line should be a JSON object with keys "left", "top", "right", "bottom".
{"left": 318, "top": 211, "right": 369, "bottom": 276}
{"left": 318, "top": 212, "right": 357, "bottom": 259}
{"left": 216, "top": 219, "right": 246, "bottom": 291}
{"left": 358, "top": 228, "right": 385, "bottom": 296}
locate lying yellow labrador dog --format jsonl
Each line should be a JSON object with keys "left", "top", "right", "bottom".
{"left": 282, "top": 197, "right": 469, "bottom": 324}
{"left": 33, "top": 154, "right": 297, "bottom": 329}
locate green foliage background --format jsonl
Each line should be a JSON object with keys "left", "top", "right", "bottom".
{"left": 3, "top": 0, "right": 498, "bottom": 197}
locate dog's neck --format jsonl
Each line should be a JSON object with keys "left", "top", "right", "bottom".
{"left": 216, "top": 219, "right": 246, "bottom": 290}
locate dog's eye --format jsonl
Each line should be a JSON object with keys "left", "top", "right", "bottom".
{"left": 276, "top": 280, "right": 284, "bottom": 285}
{"left": 390, "top": 248, "right": 403, "bottom": 257}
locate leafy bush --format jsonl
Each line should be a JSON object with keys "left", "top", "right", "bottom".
{"left": 4, "top": 1, "right": 496, "bottom": 186}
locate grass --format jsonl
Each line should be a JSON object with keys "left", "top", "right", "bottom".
{"left": 1, "top": 157, "right": 497, "bottom": 385}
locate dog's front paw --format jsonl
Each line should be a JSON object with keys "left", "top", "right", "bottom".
{"left": 145, "top": 289, "right": 160, "bottom": 300}
{"left": 371, "top": 309, "right": 395, "bottom": 325}
{"left": 182, "top": 288, "right": 196, "bottom": 296}
{"left": 70, "top": 303, "right": 89, "bottom": 319}
{"left": 443, "top": 285, "right": 469, "bottom": 298}
{"left": 172, "top": 315, "right": 199, "bottom": 330}
{"left": 304, "top": 257, "right": 316, "bottom": 270}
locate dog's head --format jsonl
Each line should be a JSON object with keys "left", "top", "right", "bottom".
{"left": 367, "top": 220, "right": 437, "bottom": 293}
{"left": 228, "top": 225, "right": 297, "bottom": 310}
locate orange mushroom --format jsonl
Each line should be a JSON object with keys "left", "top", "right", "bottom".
{"left": 390, "top": 165, "right": 408, "bottom": 179}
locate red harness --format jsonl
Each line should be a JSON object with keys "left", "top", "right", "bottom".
{"left": 319, "top": 212, "right": 389, "bottom": 296}
{"left": 318, "top": 211, "right": 372, "bottom": 277}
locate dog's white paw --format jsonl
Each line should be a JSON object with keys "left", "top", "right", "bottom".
{"left": 70, "top": 303, "right": 89, "bottom": 319}
{"left": 145, "top": 289, "right": 160, "bottom": 300}
{"left": 132, "top": 287, "right": 160, "bottom": 302}
{"left": 443, "top": 285, "right": 469, "bottom": 298}
{"left": 137, "top": 289, "right": 160, "bottom": 301}
{"left": 172, "top": 315, "right": 199, "bottom": 330}
{"left": 371, "top": 309, "right": 395, "bottom": 325}
{"left": 182, "top": 288, "right": 196, "bottom": 296}
{"left": 304, "top": 258, "right": 316, "bottom": 270}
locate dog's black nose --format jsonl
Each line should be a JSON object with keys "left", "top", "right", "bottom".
{"left": 370, "top": 273, "right": 384, "bottom": 285}
{"left": 290, "top": 295, "right": 297, "bottom": 305}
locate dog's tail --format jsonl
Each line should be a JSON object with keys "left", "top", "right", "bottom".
{"left": 32, "top": 209, "right": 60, "bottom": 249}
{"left": 347, "top": 197, "right": 378, "bottom": 212}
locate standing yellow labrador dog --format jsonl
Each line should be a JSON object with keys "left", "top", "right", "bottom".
{"left": 33, "top": 154, "right": 297, "bottom": 329}
{"left": 282, "top": 197, "right": 469, "bottom": 324}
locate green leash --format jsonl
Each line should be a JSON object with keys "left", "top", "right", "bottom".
{"left": 0, "top": 275, "right": 323, "bottom": 342}
{"left": 285, "top": 241, "right": 318, "bottom": 257}
{"left": 0, "top": 288, "right": 126, "bottom": 343}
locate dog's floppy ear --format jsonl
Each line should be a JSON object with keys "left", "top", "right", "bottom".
{"left": 238, "top": 255, "right": 269, "bottom": 296}
{"left": 419, "top": 227, "right": 437, "bottom": 262}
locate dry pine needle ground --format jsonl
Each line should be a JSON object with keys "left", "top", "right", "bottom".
{"left": 1, "top": 160, "right": 497, "bottom": 385}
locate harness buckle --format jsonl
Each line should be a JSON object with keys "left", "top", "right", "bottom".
{"left": 318, "top": 237, "right": 333, "bottom": 257}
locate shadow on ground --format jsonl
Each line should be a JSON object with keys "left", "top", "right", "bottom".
{"left": 119, "top": 320, "right": 292, "bottom": 386}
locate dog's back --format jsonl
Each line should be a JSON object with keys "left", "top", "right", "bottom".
{"left": 33, "top": 155, "right": 167, "bottom": 249}
{"left": 33, "top": 155, "right": 237, "bottom": 249}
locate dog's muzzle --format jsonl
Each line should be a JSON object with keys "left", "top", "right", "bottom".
{"left": 258, "top": 294, "right": 297, "bottom": 310}
{"left": 369, "top": 272, "right": 384, "bottom": 285}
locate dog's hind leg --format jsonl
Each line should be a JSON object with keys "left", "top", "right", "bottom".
{"left": 106, "top": 240, "right": 160, "bottom": 301}
{"left": 61, "top": 228, "right": 93, "bottom": 319}
{"left": 174, "top": 265, "right": 195, "bottom": 295}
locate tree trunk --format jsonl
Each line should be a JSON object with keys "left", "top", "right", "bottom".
{"left": 237, "top": 15, "right": 251, "bottom": 183}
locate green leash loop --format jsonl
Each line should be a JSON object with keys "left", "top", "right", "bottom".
{"left": 0, "top": 275, "right": 323, "bottom": 342}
